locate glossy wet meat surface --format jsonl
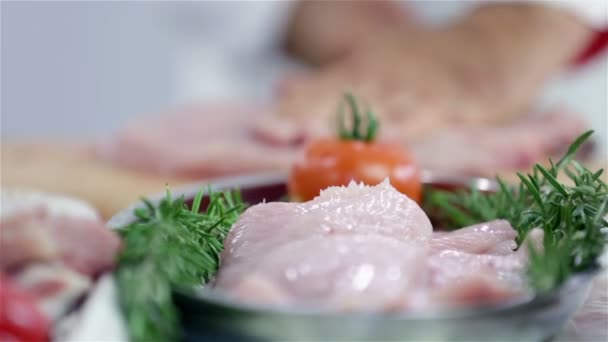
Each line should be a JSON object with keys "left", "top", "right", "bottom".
{"left": 214, "top": 181, "right": 538, "bottom": 312}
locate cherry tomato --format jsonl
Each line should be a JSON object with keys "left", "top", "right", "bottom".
{"left": 288, "top": 92, "right": 422, "bottom": 202}
{"left": 0, "top": 276, "right": 50, "bottom": 342}
{"left": 288, "top": 138, "right": 422, "bottom": 202}
{"left": 288, "top": 93, "right": 422, "bottom": 202}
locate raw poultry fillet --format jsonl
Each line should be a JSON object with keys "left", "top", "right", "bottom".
{"left": 408, "top": 109, "right": 591, "bottom": 174}
{"left": 98, "top": 104, "right": 296, "bottom": 178}
{"left": 0, "top": 190, "right": 122, "bottom": 337}
{"left": 214, "top": 181, "right": 538, "bottom": 311}
{"left": 1, "top": 209, "right": 121, "bottom": 276}
{"left": 214, "top": 180, "right": 432, "bottom": 310}
{"left": 99, "top": 104, "right": 591, "bottom": 179}
{"left": 224, "top": 235, "right": 427, "bottom": 310}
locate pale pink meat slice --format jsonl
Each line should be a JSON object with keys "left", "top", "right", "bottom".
{"left": 215, "top": 181, "right": 432, "bottom": 310}
{"left": 423, "top": 250, "right": 526, "bottom": 309}
{"left": 100, "top": 97, "right": 590, "bottom": 178}
{"left": 0, "top": 209, "right": 121, "bottom": 276}
{"left": 254, "top": 108, "right": 589, "bottom": 175}
{"left": 430, "top": 220, "right": 517, "bottom": 254}
{"left": 98, "top": 104, "right": 296, "bottom": 178}
{"left": 428, "top": 249, "right": 527, "bottom": 289}
{"left": 305, "top": 180, "right": 433, "bottom": 242}
{"left": 216, "top": 235, "right": 427, "bottom": 311}
{"left": 219, "top": 201, "right": 326, "bottom": 270}
{"left": 215, "top": 179, "right": 543, "bottom": 312}
{"left": 220, "top": 180, "right": 432, "bottom": 271}
{"left": 428, "top": 274, "right": 524, "bottom": 308}
{"left": 426, "top": 228, "right": 545, "bottom": 306}
{"left": 410, "top": 109, "right": 589, "bottom": 174}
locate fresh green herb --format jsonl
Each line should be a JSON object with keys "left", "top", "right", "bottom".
{"left": 338, "top": 92, "right": 378, "bottom": 142}
{"left": 116, "top": 188, "right": 244, "bottom": 342}
{"left": 425, "top": 130, "right": 608, "bottom": 292}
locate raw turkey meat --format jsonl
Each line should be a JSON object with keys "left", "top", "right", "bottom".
{"left": 0, "top": 189, "right": 122, "bottom": 339}
{"left": 100, "top": 104, "right": 591, "bottom": 179}
{"left": 219, "top": 179, "right": 431, "bottom": 272}
{"left": 426, "top": 228, "right": 543, "bottom": 308}
{"left": 214, "top": 180, "right": 432, "bottom": 310}
{"left": 255, "top": 108, "right": 590, "bottom": 175}
{"left": 98, "top": 104, "right": 296, "bottom": 179}
{"left": 429, "top": 245, "right": 527, "bottom": 289}
{"left": 409, "top": 109, "right": 591, "bottom": 175}
{"left": 214, "top": 180, "right": 537, "bottom": 311}
{"left": 0, "top": 209, "right": 121, "bottom": 276}
{"left": 224, "top": 235, "right": 426, "bottom": 311}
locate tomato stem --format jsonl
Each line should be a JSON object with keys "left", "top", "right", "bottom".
{"left": 337, "top": 92, "right": 378, "bottom": 142}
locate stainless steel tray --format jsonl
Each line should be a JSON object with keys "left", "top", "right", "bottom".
{"left": 108, "top": 171, "right": 597, "bottom": 342}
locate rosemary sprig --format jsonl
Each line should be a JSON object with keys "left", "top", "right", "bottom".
{"left": 116, "top": 188, "right": 244, "bottom": 342}
{"left": 425, "top": 131, "right": 608, "bottom": 291}
{"left": 338, "top": 92, "right": 378, "bottom": 142}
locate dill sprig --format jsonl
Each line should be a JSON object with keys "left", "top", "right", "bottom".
{"left": 425, "top": 130, "right": 608, "bottom": 292}
{"left": 115, "top": 188, "right": 244, "bottom": 342}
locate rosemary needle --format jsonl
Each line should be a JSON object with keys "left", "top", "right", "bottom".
{"left": 425, "top": 130, "right": 608, "bottom": 292}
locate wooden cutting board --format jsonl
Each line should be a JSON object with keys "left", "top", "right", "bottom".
{"left": 1, "top": 142, "right": 186, "bottom": 219}
{"left": 2, "top": 141, "right": 606, "bottom": 220}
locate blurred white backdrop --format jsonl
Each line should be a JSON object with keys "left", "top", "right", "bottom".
{"left": 1, "top": 1, "right": 606, "bottom": 156}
